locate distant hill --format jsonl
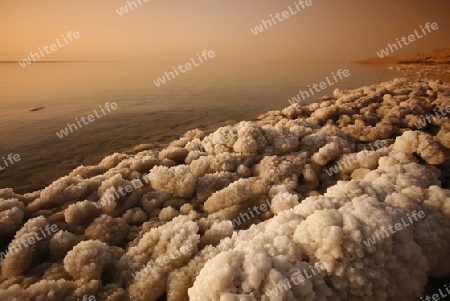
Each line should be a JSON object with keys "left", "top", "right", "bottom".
{"left": 355, "top": 48, "right": 450, "bottom": 66}
{"left": 355, "top": 48, "right": 450, "bottom": 82}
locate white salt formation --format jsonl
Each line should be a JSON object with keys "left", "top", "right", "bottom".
{"left": 0, "top": 78, "right": 449, "bottom": 301}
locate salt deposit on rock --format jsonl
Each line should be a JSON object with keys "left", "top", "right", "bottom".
{"left": 0, "top": 78, "right": 449, "bottom": 300}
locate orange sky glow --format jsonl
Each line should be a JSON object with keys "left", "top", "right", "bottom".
{"left": 1, "top": 0, "right": 449, "bottom": 62}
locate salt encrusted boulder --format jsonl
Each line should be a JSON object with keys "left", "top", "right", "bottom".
{"left": 64, "top": 240, "right": 123, "bottom": 280}
{"left": 196, "top": 172, "right": 241, "bottom": 202}
{"left": 24, "top": 279, "right": 76, "bottom": 301}
{"left": 190, "top": 152, "right": 256, "bottom": 177}
{"left": 85, "top": 215, "right": 130, "bottom": 246}
{"left": 281, "top": 103, "right": 303, "bottom": 119}
{"left": 0, "top": 188, "right": 33, "bottom": 206}
{"left": 436, "top": 124, "right": 450, "bottom": 148}
{"left": 200, "top": 220, "right": 234, "bottom": 247}
{"left": 188, "top": 245, "right": 274, "bottom": 300}
{"left": 0, "top": 285, "right": 26, "bottom": 300}
{"left": 158, "top": 147, "right": 189, "bottom": 163}
{"left": 96, "top": 173, "right": 142, "bottom": 215}
{"left": 202, "top": 125, "right": 239, "bottom": 154}
{"left": 232, "top": 122, "right": 267, "bottom": 154}
{"left": 187, "top": 209, "right": 333, "bottom": 300}
{"left": 115, "top": 150, "right": 160, "bottom": 171}
{"left": 393, "top": 130, "right": 445, "bottom": 164}
{"left": 64, "top": 200, "right": 100, "bottom": 226}
{"left": 342, "top": 125, "right": 394, "bottom": 142}
{"left": 0, "top": 198, "right": 24, "bottom": 235}
{"left": 48, "top": 230, "right": 82, "bottom": 260}
{"left": 203, "top": 178, "right": 254, "bottom": 214}
{"left": 158, "top": 206, "right": 179, "bottom": 221}
{"left": 363, "top": 155, "right": 450, "bottom": 278}
{"left": 68, "top": 164, "right": 107, "bottom": 179}
{"left": 301, "top": 163, "right": 320, "bottom": 183}
{"left": 270, "top": 192, "right": 299, "bottom": 215}
{"left": 183, "top": 138, "right": 204, "bottom": 151}
{"left": 97, "top": 153, "right": 128, "bottom": 169}
{"left": 331, "top": 149, "right": 390, "bottom": 177}
{"left": 168, "top": 129, "right": 205, "bottom": 149}
{"left": 97, "top": 285, "right": 128, "bottom": 301}
{"left": 141, "top": 190, "right": 170, "bottom": 215}
{"left": 147, "top": 165, "right": 197, "bottom": 198}
{"left": 27, "top": 176, "right": 102, "bottom": 211}
{"left": 310, "top": 105, "right": 341, "bottom": 124}
{"left": 311, "top": 142, "right": 341, "bottom": 166}
{"left": 299, "top": 124, "right": 354, "bottom": 155}
{"left": 262, "top": 124, "right": 299, "bottom": 155}
{"left": 183, "top": 151, "right": 450, "bottom": 300}
{"left": 122, "top": 208, "right": 148, "bottom": 226}
{"left": 253, "top": 153, "right": 307, "bottom": 187}
{"left": 116, "top": 215, "right": 200, "bottom": 301}
{"left": 280, "top": 119, "right": 318, "bottom": 142}
{"left": 1, "top": 216, "right": 52, "bottom": 276}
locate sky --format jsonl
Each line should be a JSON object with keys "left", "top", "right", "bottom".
{"left": 1, "top": 0, "right": 449, "bottom": 62}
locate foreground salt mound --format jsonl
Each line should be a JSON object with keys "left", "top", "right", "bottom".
{"left": 187, "top": 151, "right": 450, "bottom": 300}
{"left": 0, "top": 78, "right": 449, "bottom": 301}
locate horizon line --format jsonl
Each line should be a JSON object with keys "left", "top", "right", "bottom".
{"left": 0, "top": 59, "right": 354, "bottom": 64}
{"left": 0, "top": 60, "right": 130, "bottom": 63}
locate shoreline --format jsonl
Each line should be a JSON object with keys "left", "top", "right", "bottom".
{"left": 0, "top": 63, "right": 381, "bottom": 194}
{"left": 354, "top": 47, "right": 450, "bottom": 82}
{"left": 0, "top": 76, "right": 449, "bottom": 300}
{"left": 0, "top": 109, "right": 261, "bottom": 194}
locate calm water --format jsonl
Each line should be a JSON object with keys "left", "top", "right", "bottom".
{"left": 0, "top": 60, "right": 402, "bottom": 192}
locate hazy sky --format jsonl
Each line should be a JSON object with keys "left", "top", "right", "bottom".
{"left": 1, "top": 0, "right": 449, "bottom": 62}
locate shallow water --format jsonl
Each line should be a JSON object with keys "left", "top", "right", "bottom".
{"left": 0, "top": 60, "right": 402, "bottom": 192}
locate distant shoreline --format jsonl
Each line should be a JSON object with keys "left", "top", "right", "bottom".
{"left": 354, "top": 48, "right": 450, "bottom": 82}
{"left": 0, "top": 60, "right": 129, "bottom": 63}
